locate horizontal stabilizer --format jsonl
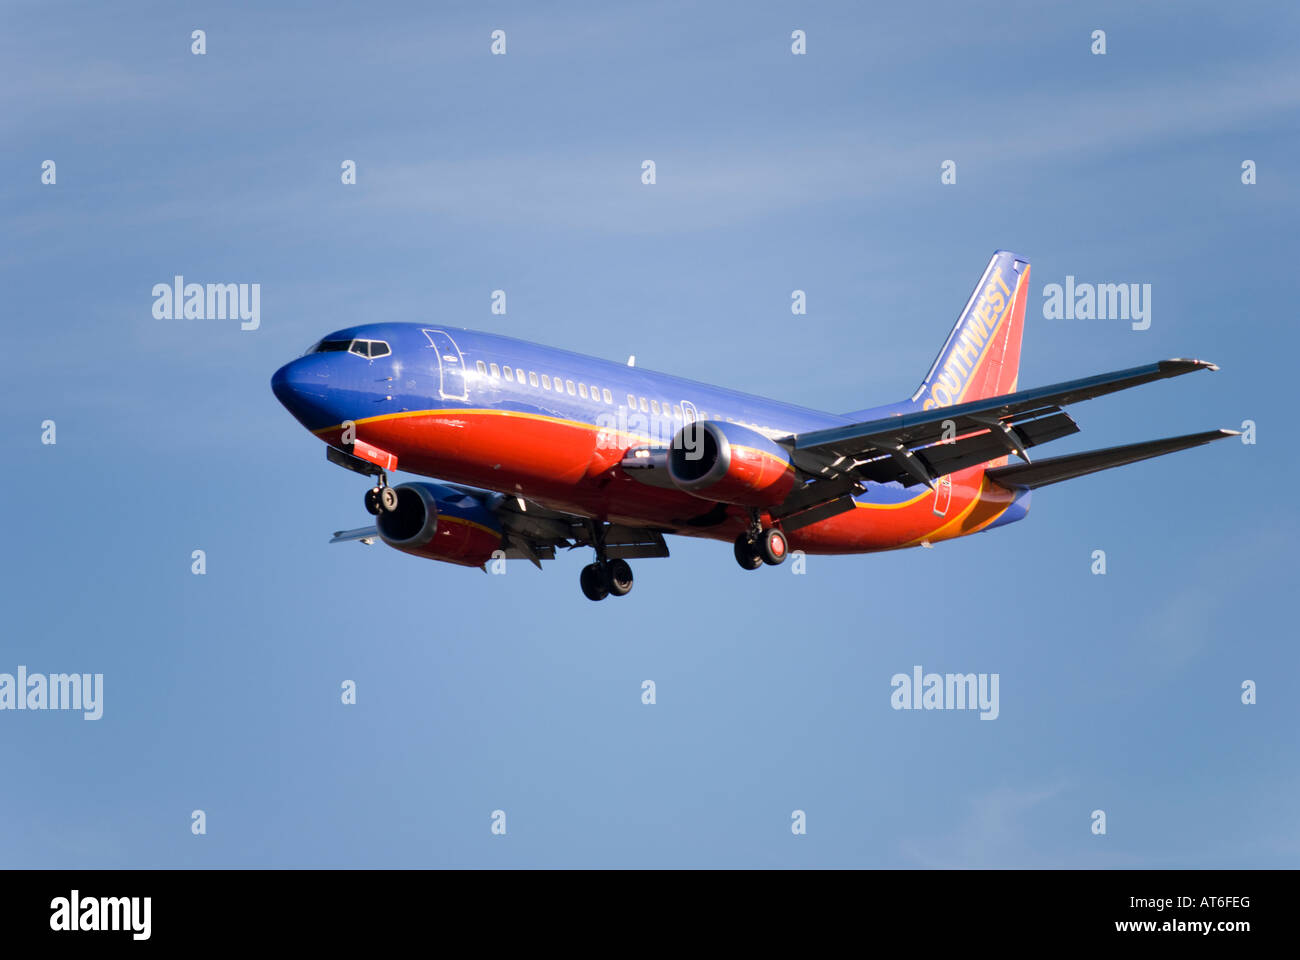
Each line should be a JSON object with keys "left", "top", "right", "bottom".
{"left": 986, "top": 429, "right": 1237, "bottom": 490}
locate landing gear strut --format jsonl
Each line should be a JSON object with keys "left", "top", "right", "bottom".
{"left": 734, "top": 535, "right": 764, "bottom": 570}
{"left": 364, "top": 474, "right": 397, "bottom": 515}
{"left": 734, "top": 512, "right": 789, "bottom": 570}
{"left": 579, "top": 523, "right": 635, "bottom": 601}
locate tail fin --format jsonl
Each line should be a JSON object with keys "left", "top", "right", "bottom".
{"left": 911, "top": 250, "right": 1031, "bottom": 411}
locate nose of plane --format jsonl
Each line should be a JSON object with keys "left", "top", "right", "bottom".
{"left": 271, "top": 355, "right": 335, "bottom": 429}
{"left": 271, "top": 357, "right": 307, "bottom": 407}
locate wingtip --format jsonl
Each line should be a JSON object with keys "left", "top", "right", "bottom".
{"left": 1164, "top": 357, "right": 1220, "bottom": 373}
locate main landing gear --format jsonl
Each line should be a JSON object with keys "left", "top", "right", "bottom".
{"left": 734, "top": 514, "right": 789, "bottom": 570}
{"left": 363, "top": 474, "right": 398, "bottom": 515}
{"left": 580, "top": 558, "right": 634, "bottom": 602}
{"left": 580, "top": 522, "right": 635, "bottom": 601}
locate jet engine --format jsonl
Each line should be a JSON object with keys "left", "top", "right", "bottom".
{"left": 667, "top": 421, "right": 796, "bottom": 506}
{"left": 375, "top": 482, "right": 504, "bottom": 567}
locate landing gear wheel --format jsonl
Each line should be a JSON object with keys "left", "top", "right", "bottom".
{"left": 606, "top": 558, "right": 634, "bottom": 597}
{"left": 759, "top": 528, "right": 789, "bottom": 566}
{"left": 364, "top": 488, "right": 382, "bottom": 516}
{"left": 733, "top": 534, "right": 763, "bottom": 570}
{"left": 580, "top": 562, "right": 610, "bottom": 601}
{"left": 379, "top": 486, "right": 399, "bottom": 513}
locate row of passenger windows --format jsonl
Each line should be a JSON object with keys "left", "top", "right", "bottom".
{"left": 473, "top": 359, "right": 714, "bottom": 420}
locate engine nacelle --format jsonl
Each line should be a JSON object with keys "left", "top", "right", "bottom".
{"left": 667, "top": 421, "right": 796, "bottom": 507}
{"left": 376, "top": 482, "right": 503, "bottom": 567}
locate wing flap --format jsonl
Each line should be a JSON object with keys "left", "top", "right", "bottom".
{"left": 853, "top": 410, "right": 1081, "bottom": 485}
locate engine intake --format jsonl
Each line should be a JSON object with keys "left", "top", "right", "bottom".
{"left": 667, "top": 421, "right": 796, "bottom": 506}
{"left": 376, "top": 482, "right": 503, "bottom": 567}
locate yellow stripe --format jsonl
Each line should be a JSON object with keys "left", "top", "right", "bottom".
{"left": 961, "top": 503, "right": 1012, "bottom": 537}
{"left": 852, "top": 490, "right": 930, "bottom": 511}
{"left": 312, "top": 407, "right": 600, "bottom": 437}
{"left": 320, "top": 408, "right": 795, "bottom": 473}
{"left": 897, "top": 481, "right": 985, "bottom": 547}
{"left": 730, "top": 443, "right": 797, "bottom": 475}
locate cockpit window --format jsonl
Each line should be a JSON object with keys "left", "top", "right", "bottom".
{"left": 307, "top": 338, "right": 391, "bottom": 358}
{"left": 311, "top": 339, "right": 353, "bottom": 354}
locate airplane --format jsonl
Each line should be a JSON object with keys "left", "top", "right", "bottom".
{"left": 271, "top": 250, "right": 1235, "bottom": 600}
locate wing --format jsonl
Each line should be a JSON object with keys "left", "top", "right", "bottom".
{"left": 329, "top": 487, "right": 670, "bottom": 568}
{"left": 489, "top": 494, "right": 670, "bottom": 566}
{"left": 771, "top": 359, "right": 1221, "bottom": 527}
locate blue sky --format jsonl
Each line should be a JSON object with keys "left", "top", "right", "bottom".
{"left": 2, "top": 0, "right": 1297, "bottom": 867}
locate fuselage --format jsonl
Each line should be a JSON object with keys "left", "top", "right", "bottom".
{"left": 271, "top": 323, "right": 1030, "bottom": 552}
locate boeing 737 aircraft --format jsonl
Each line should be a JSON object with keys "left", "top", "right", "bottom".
{"left": 272, "top": 251, "right": 1234, "bottom": 600}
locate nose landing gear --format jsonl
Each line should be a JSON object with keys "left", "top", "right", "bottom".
{"left": 363, "top": 475, "right": 398, "bottom": 515}
{"left": 325, "top": 442, "right": 401, "bottom": 517}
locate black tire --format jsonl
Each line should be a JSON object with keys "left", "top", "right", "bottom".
{"left": 379, "top": 486, "right": 399, "bottom": 513}
{"left": 364, "top": 488, "right": 382, "bottom": 516}
{"left": 580, "top": 562, "right": 609, "bottom": 601}
{"left": 759, "top": 528, "right": 789, "bottom": 566}
{"left": 606, "top": 558, "right": 634, "bottom": 596}
{"left": 733, "top": 534, "right": 763, "bottom": 570}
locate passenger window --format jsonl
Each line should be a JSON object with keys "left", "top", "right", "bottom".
{"left": 578, "top": 384, "right": 588, "bottom": 399}
{"left": 554, "top": 376, "right": 564, "bottom": 392}
{"left": 639, "top": 397, "right": 648, "bottom": 413}
{"left": 565, "top": 380, "right": 576, "bottom": 395}
{"left": 542, "top": 375, "right": 551, "bottom": 389}
{"left": 627, "top": 394, "right": 636, "bottom": 408}
{"left": 603, "top": 389, "right": 613, "bottom": 404}
{"left": 490, "top": 363, "right": 500, "bottom": 378}
{"left": 673, "top": 404, "right": 682, "bottom": 418}
{"left": 503, "top": 365, "right": 513, "bottom": 380}
{"left": 650, "top": 399, "right": 660, "bottom": 415}
{"left": 529, "top": 372, "right": 538, "bottom": 387}
{"left": 476, "top": 360, "right": 487, "bottom": 375}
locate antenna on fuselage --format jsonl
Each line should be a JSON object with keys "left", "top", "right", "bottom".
{"left": 627, "top": 355, "right": 636, "bottom": 367}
